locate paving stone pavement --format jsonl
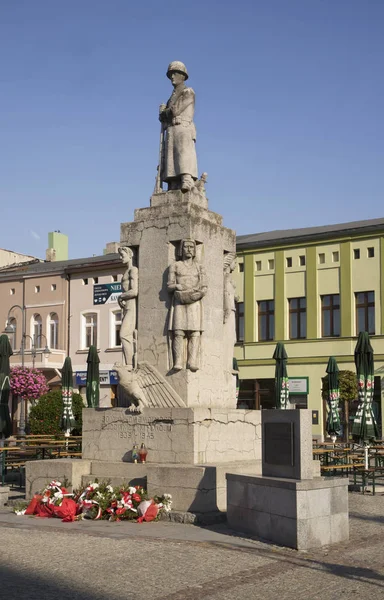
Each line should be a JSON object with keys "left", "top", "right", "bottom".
{"left": 0, "top": 493, "right": 383, "bottom": 600}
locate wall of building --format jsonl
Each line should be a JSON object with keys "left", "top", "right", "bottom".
{"left": 235, "top": 232, "right": 384, "bottom": 439}
{"left": 0, "top": 249, "right": 38, "bottom": 268}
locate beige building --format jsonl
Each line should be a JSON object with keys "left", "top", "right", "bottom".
{"left": 0, "top": 248, "right": 41, "bottom": 269}
{"left": 234, "top": 217, "right": 384, "bottom": 440}
{"left": 66, "top": 254, "right": 123, "bottom": 407}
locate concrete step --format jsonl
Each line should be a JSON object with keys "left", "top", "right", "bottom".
{"left": 81, "top": 473, "right": 146, "bottom": 489}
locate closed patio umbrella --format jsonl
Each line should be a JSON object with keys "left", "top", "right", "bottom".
{"left": 60, "top": 357, "right": 76, "bottom": 438}
{"left": 0, "top": 335, "right": 13, "bottom": 440}
{"left": 273, "top": 342, "right": 289, "bottom": 409}
{"left": 352, "top": 332, "right": 378, "bottom": 443}
{"left": 325, "top": 356, "right": 341, "bottom": 439}
{"left": 86, "top": 345, "right": 100, "bottom": 408}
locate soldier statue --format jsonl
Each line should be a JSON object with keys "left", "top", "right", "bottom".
{"left": 159, "top": 61, "right": 198, "bottom": 192}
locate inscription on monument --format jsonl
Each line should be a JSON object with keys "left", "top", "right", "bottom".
{"left": 102, "top": 414, "right": 172, "bottom": 441}
{"left": 264, "top": 423, "right": 294, "bottom": 466}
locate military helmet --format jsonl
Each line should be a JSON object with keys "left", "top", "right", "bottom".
{"left": 166, "top": 61, "right": 189, "bottom": 80}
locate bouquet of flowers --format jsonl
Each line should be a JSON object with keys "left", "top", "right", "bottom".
{"left": 15, "top": 479, "right": 172, "bottom": 523}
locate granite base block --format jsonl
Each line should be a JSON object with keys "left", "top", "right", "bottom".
{"left": 0, "top": 486, "right": 10, "bottom": 508}
{"left": 82, "top": 407, "right": 261, "bottom": 465}
{"left": 226, "top": 473, "right": 349, "bottom": 550}
{"left": 25, "top": 459, "right": 91, "bottom": 500}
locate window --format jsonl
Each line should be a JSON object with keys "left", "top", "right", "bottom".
{"left": 83, "top": 278, "right": 88, "bottom": 285}
{"left": 8, "top": 317, "right": 17, "bottom": 350}
{"left": 258, "top": 300, "right": 274, "bottom": 341}
{"left": 112, "top": 311, "right": 122, "bottom": 347}
{"left": 332, "top": 251, "right": 339, "bottom": 263}
{"left": 35, "top": 285, "right": 40, "bottom": 293}
{"left": 268, "top": 259, "right": 274, "bottom": 270}
{"left": 239, "top": 263, "right": 244, "bottom": 273}
{"left": 112, "top": 274, "right": 118, "bottom": 282}
{"left": 32, "top": 314, "right": 42, "bottom": 347}
{"left": 318, "top": 253, "right": 325, "bottom": 264}
{"left": 256, "top": 261, "right": 262, "bottom": 272}
{"left": 10, "top": 288, "right": 15, "bottom": 295}
{"left": 299, "top": 255, "right": 306, "bottom": 266}
{"left": 51, "top": 284, "right": 57, "bottom": 291}
{"left": 321, "top": 294, "right": 340, "bottom": 337}
{"left": 83, "top": 313, "right": 98, "bottom": 348}
{"left": 93, "top": 277, "right": 99, "bottom": 284}
{"left": 236, "top": 302, "right": 244, "bottom": 342}
{"left": 368, "top": 247, "right": 374, "bottom": 258}
{"left": 286, "top": 257, "right": 292, "bottom": 268}
{"left": 49, "top": 313, "right": 59, "bottom": 349}
{"left": 289, "top": 298, "right": 306, "bottom": 339}
{"left": 354, "top": 248, "right": 360, "bottom": 260}
{"left": 356, "top": 292, "right": 375, "bottom": 335}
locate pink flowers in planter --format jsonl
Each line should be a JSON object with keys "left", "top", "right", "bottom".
{"left": 10, "top": 367, "right": 49, "bottom": 401}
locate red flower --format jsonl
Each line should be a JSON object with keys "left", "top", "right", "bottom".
{"left": 132, "top": 493, "right": 141, "bottom": 502}
{"left": 116, "top": 507, "right": 126, "bottom": 516}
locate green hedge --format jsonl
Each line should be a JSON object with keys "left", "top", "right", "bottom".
{"left": 29, "top": 390, "right": 85, "bottom": 436}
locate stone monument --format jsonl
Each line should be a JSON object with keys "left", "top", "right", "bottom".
{"left": 26, "top": 62, "right": 261, "bottom": 514}
{"left": 80, "top": 61, "right": 261, "bottom": 512}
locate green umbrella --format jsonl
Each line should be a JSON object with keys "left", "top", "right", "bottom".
{"left": 273, "top": 342, "right": 289, "bottom": 409}
{"left": 60, "top": 357, "right": 76, "bottom": 435}
{"left": 0, "top": 335, "right": 13, "bottom": 439}
{"left": 86, "top": 345, "right": 100, "bottom": 408}
{"left": 325, "top": 357, "right": 341, "bottom": 438}
{"left": 352, "top": 332, "right": 378, "bottom": 442}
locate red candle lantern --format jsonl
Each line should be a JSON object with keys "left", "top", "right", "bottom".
{"left": 138, "top": 443, "right": 148, "bottom": 463}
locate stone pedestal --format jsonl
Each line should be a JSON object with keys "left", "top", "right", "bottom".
{"left": 226, "top": 409, "right": 349, "bottom": 549}
{"left": 82, "top": 407, "right": 261, "bottom": 465}
{"left": 0, "top": 486, "right": 9, "bottom": 508}
{"left": 119, "top": 191, "right": 236, "bottom": 408}
{"left": 226, "top": 474, "right": 349, "bottom": 550}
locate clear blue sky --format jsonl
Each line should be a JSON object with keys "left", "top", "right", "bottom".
{"left": 1, "top": 0, "right": 383, "bottom": 259}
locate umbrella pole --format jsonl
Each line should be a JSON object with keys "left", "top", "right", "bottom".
{"left": 364, "top": 444, "right": 369, "bottom": 470}
{"left": 65, "top": 429, "right": 70, "bottom": 452}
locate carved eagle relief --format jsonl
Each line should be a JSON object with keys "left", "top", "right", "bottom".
{"left": 114, "top": 362, "right": 185, "bottom": 413}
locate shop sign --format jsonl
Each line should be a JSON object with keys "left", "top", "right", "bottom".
{"left": 76, "top": 370, "right": 119, "bottom": 386}
{"left": 288, "top": 377, "right": 309, "bottom": 395}
{"left": 93, "top": 283, "right": 122, "bottom": 305}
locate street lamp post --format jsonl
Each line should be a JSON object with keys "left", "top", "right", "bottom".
{"left": 4, "top": 306, "right": 50, "bottom": 435}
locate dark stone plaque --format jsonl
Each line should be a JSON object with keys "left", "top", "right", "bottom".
{"left": 264, "top": 422, "right": 294, "bottom": 466}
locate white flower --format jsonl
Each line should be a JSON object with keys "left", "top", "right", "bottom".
{"left": 106, "top": 485, "right": 114, "bottom": 493}
{"left": 15, "top": 509, "right": 26, "bottom": 516}
{"left": 128, "top": 487, "right": 137, "bottom": 494}
{"left": 163, "top": 493, "right": 172, "bottom": 500}
{"left": 54, "top": 491, "right": 63, "bottom": 499}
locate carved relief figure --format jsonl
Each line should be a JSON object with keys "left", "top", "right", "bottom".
{"left": 167, "top": 240, "right": 208, "bottom": 371}
{"left": 159, "top": 61, "right": 198, "bottom": 192}
{"left": 118, "top": 247, "right": 138, "bottom": 370}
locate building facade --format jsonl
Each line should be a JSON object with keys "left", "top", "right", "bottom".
{"left": 234, "top": 218, "right": 384, "bottom": 440}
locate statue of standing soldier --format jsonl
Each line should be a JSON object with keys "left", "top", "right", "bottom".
{"left": 158, "top": 61, "right": 198, "bottom": 192}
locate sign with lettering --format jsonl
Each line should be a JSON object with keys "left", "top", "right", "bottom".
{"left": 93, "top": 283, "right": 122, "bottom": 305}
{"left": 75, "top": 370, "right": 119, "bottom": 386}
{"left": 288, "top": 377, "right": 309, "bottom": 395}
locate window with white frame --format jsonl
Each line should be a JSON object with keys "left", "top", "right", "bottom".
{"left": 8, "top": 317, "right": 17, "bottom": 350}
{"left": 49, "top": 312, "right": 59, "bottom": 349}
{"left": 32, "top": 314, "right": 42, "bottom": 347}
{"left": 83, "top": 313, "right": 98, "bottom": 349}
{"left": 111, "top": 310, "right": 122, "bottom": 347}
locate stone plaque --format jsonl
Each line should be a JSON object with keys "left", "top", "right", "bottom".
{"left": 264, "top": 422, "right": 294, "bottom": 466}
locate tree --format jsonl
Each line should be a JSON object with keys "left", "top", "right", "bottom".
{"left": 10, "top": 367, "right": 49, "bottom": 402}
{"left": 29, "top": 389, "right": 85, "bottom": 435}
